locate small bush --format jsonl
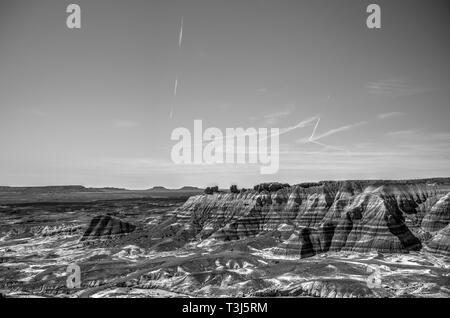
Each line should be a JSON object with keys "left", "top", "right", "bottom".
{"left": 205, "top": 186, "right": 220, "bottom": 195}
{"left": 230, "top": 185, "right": 239, "bottom": 194}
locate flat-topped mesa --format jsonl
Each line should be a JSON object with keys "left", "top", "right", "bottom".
{"left": 153, "top": 179, "right": 450, "bottom": 257}
{"left": 80, "top": 215, "right": 136, "bottom": 242}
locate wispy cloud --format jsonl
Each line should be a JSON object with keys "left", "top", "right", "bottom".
{"left": 263, "top": 104, "right": 295, "bottom": 125}
{"left": 20, "top": 108, "right": 47, "bottom": 117}
{"left": 377, "top": 112, "right": 405, "bottom": 120}
{"left": 113, "top": 119, "right": 139, "bottom": 128}
{"left": 256, "top": 88, "right": 268, "bottom": 94}
{"left": 385, "top": 130, "right": 415, "bottom": 136}
{"left": 365, "top": 78, "right": 429, "bottom": 97}
{"left": 217, "top": 101, "right": 233, "bottom": 111}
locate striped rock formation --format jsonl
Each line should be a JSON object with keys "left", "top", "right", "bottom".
{"left": 422, "top": 192, "right": 450, "bottom": 232}
{"left": 80, "top": 215, "right": 136, "bottom": 242}
{"left": 425, "top": 224, "right": 450, "bottom": 257}
{"left": 150, "top": 180, "right": 450, "bottom": 257}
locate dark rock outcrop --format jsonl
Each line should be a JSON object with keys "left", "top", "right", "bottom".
{"left": 80, "top": 215, "right": 136, "bottom": 241}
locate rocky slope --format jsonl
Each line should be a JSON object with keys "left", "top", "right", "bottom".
{"left": 80, "top": 215, "right": 136, "bottom": 242}
{"left": 425, "top": 225, "right": 450, "bottom": 257}
{"left": 149, "top": 180, "right": 450, "bottom": 258}
{"left": 422, "top": 193, "right": 450, "bottom": 232}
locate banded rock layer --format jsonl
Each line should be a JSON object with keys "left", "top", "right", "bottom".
{"left": 80, "top": 215, "right": 136, "bottom": 242}
{"left": 151, "top": 180, "right": 450, "bottom": 258}
{"left": 425, "top": 225, "right": 450, "bottom": 257}
{"left": 422, "top": 192, "right": 450, "bottom": 232}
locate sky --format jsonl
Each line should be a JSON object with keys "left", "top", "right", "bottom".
{"left": 0, "top": 0, "right": 449, "bottom": 189}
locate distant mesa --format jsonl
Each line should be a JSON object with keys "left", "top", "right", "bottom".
{"left": 148, "top": 186, "right": 202, "bottom": 191}
{"left": 92, "top": 186, "right": 128, "bottom": 191}
{"left": 149, "top": 186, "right": 169, "bottom": 191}
{"left": 0, "top": 184, "right": 204, "bottom": 204}
{"left": 1, "top": 185, "right": 88, "bottom": 193}
{"left": 179, "top": 186, "right": 202, "bottom": 191}
{"left": 0, "top": 185, "right": 127, "bottom": 193}
{"left": 80, "top": 215, "right": 136, "bottom": 241}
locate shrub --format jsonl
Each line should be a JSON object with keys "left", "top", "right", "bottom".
{"left": 205, "top": 186, "right": 220, "bottom": 195}
{"left": 230, "top": 185, "right": 239, "bottom": 194}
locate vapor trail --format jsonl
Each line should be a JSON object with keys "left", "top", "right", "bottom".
{"left": 169, "top": 77, "right": 178, "bottom": 119}
{"left": 312, "top": 120, "right": 367, "bottom": 141}
{"left": 306, "top": 117, "right": 355, "bottom": 155}
{"left": 171, "top": 17, "right": 184, "bottom": 119}
{"left": 178, "top": 17, "right": 183, "bottom": 48}
{"left": 174, "top": 77, "right": 178, "bottom": 96}
{"left": 310, "top": 117, "right": 320, "bottom": 140}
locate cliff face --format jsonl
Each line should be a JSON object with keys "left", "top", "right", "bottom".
{"left": 153, "top": 180, "right": 450, "bottom": 258}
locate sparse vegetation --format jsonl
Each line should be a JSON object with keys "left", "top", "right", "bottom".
{"left": 230, "top": 185, "right": 240, "bottom": 194}
{"left": 204, "top": 186, "right": 219, "bottom": 195}
{"left": 254, "top": 182, "right": 290, "bottom": 192}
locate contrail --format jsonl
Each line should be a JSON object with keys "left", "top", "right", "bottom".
{"left": 169, "top": 77, "right": 178, "bottom": 119}
{"left": 171, "top": 17, "right": 183, "bottom": 119}
{"left": 309, "top": 139, "right": 347, "bottom": 153}
{"left": 312, "top": 120, "right": 367, "bottom": 141}
{"left": 174, "top": 77, "right": 178, "bottom": 96}
{"left": 178, "top": 17, "right": 183, "bottom": 49}
{"left": 278, "top": 116, "right": 318, "bottom": 137}
{"left": 310, "top": 117, "right": 320, "bottom": 140}
{"left": 190, "top": 116, "right": 319, "bottom": 147}
{"left": 306, "top": 117, "right": 356, "bottom": 154}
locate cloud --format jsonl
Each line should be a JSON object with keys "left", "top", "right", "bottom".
{"left": 256, "top": 88, "right": 268, "bottom": 94}
{"left": 377, "top": 112, "right": 405, "bottom": 120}
{"left": 217, "top": 101, "right": 233, "bottom": 111}
{"left": 113, "top": 119, "right": 139, "bottom": 128}
{"left": 385, "top": 130, "right": 415, "bottom": 136}
{"left": 19, "top": 108, "right": 47, "bottom": 117}
{"left": 365, "top": 78, "right": 429, "bottom": 97}
{"left": 263, "top": 104, "right": 295, "bottom": 125}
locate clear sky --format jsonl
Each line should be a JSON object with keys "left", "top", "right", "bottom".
{"left": 0, "top": 0, "right": 449, "bottom": 189}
